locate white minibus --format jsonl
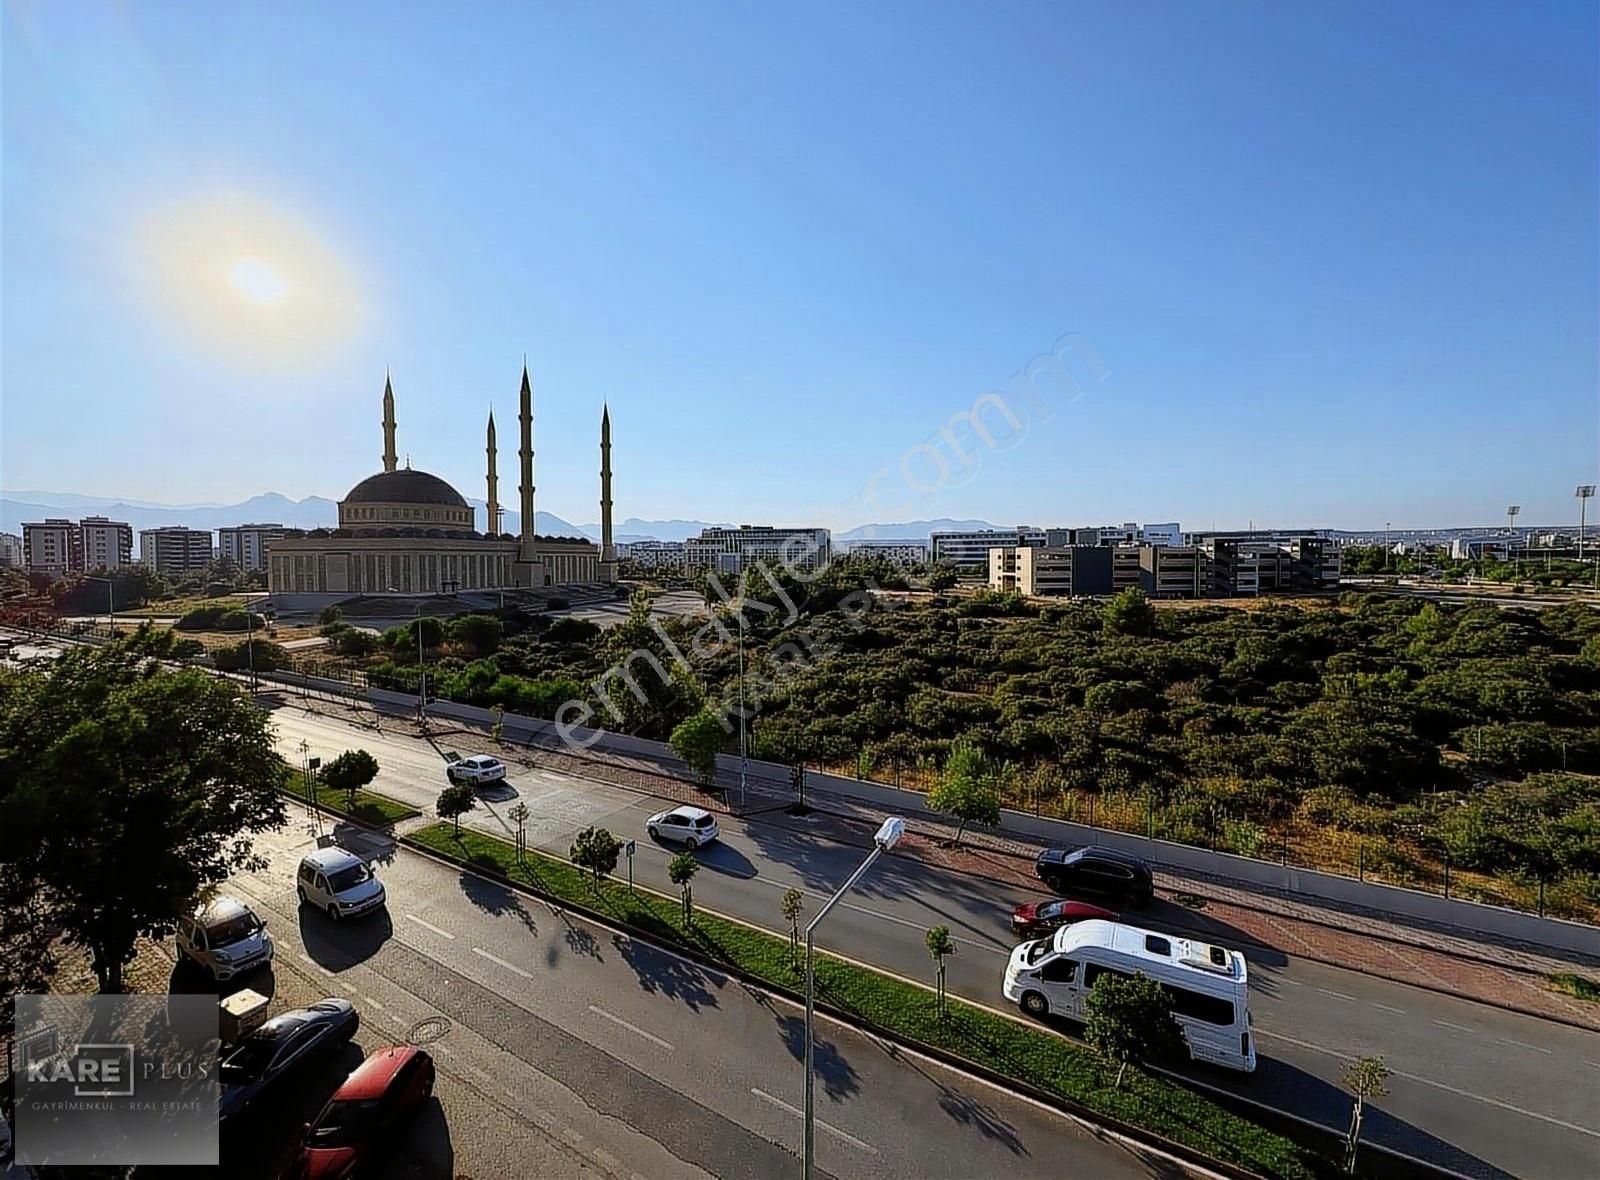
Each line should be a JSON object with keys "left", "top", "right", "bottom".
{"left": 1002, "top": 918, "right": 1256, "bottom": 1072}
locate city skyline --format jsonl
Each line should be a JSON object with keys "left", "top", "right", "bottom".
{"left": 4, "top": 4, "right": 1595, "bottom": 529}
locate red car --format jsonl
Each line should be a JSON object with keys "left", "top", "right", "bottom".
{"left": 289, "top": 1045, "right": 435, "bottom": 1179}
{"left": 1010, "top": 897, "right": 1117, "bottom": 939}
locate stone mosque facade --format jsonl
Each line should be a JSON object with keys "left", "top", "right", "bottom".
{"left": 267, "top": 365, "right": 617, "bottom": 598}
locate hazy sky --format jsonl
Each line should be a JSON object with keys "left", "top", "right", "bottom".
{"left": 3, "top": 2, "right": 1596, "bottom": 530}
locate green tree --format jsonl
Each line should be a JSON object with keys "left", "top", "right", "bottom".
{"left": 450, "top": 613, "right": 504, "bottom": 655}
{"left": 1342, "top": 1056, "right": 1391, "bottom": 1174}
{"left": 321, "top": 749, "right": 380, "bottom": 810}
{"left": 780, "top": 887, "right": 805, "bottom": 968}
{"left": 670, "top": 708, "right": 726, "bottom": 788}
{"left": 927, "top": 741, "right": 1000, "bottom": 847}
{"left": 668, "top": 851, "right": 699, "bottom": 924}
{"left": 1103, "top": 587, "right": 1155, "bottom": 637}
{"left": 436, "top": 782, "right": 477, "bottom": 834}
{"left": 211, "top": 638, "right": 288, "bottom": 673}
{"left": 0, "top": 648, "right": 287, "bottom": 992}
{"left": 1082, "top": 970, "right": 1187, "bottom": 1089}
{"left": 490, "top": 703, "right": 506, "bottom": 744}
{"left": 925, "top": 924, "right": 956, "bottom": 1018}
{"left": 508, "top": 801, "right": 531, "bottom": 863}
{"left": 924, "top": 564, "right": 959, "bottom": 591}
{"left": 570, "top": 825, "right": 622, "bottom": 889}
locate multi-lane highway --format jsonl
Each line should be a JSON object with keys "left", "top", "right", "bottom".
{"left": 269, "top": 704, "right": 1599, "bottom": 1180}
{"left": 220, "top": 812, "right": 1191, "bottom": 1179}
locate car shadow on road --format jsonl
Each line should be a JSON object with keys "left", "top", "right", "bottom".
{"left": 392, "top": 1095, "right": 456, "bottom": 1179}
{"left": 477, "top": 781, "right": 519, "bottom": 804}
{"left": 167, "top": 956, "right": 277, "bottom": 1004}
{"left": 457, "top": 871, "right": 539, "bottom": 936}
{"left": 772, "top": 1013, "right": 859, "bottom": 1102}
{"left": 613, "top": 931, "right": 723, "bottom": 1011}
{"left": 299, "top": 903, "right": 394, "bottom": 972}
{"left": 695, "top": 841, "right": 757, "bottom": 879}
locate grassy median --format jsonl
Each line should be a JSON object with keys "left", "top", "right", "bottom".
{"left": 408, "top": 821, "right": 1319, "bottom": 1179}
{"left": 278, "top": 767, "right": 420, "bottom": 826}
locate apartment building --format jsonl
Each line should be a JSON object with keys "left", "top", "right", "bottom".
{"left": 79, "top": 516, "right": 135, "bottom": 570}
{"left": 844, "top": 539, "right": 930, "bottom": 564}
{"left": 218, "top": 523, "right": 286, "bottom": 572}
{"left": 1138, "top": 544, "right": 1207, "bottom": 599}
{"left": 0, "top": 532, "right": 23, "bottom": 569}
{"left": 988, "top": 545, "right": 1113, "bottom": 596}
{"left": 139, "top": 526, "right": 213, "bottom": 578}
{"left": 21, "top": 519, "right": 81, "bottom": 575}
{"left": 622, "top": 540, "right": 687, "bottom": 570}
{"left": 684, "top": 525, "right": 832, "bottom": 574}
{"left": 931, "top": 527, "right": 1045, "bottom": 568}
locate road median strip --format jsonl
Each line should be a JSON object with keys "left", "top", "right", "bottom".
{"left": 276, "top": 764, "right": 422, "bottom": 826}
{"left": 402, "top": 820, "right": 1322, "bottom": 1180}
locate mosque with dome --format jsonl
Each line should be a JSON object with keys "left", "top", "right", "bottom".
{"left": 267, "top": 364, "right": 616, "bottom": 599}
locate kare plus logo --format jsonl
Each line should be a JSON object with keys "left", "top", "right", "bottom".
{"left": 26, "top": 1039, "right": 137, "bottom": 1097}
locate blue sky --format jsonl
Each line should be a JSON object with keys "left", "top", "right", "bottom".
{"left": 3, "top": 1, "right": 1595, "bottom": 530}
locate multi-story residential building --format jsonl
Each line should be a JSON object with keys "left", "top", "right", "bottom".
{"left": 684, "top": 525, "right": 831, "bottom": 575}
{"left": 78, "top": 516, "right": 135, "bottom": 570}
{"left": 22, "top": 519, "right": 81, "bottom": 575}
{"left": 622, "top": 540, "right": 687, "bottom": 570}
{"left": 0, "top": 532, "right": 22, "bottom": 568}
{"left": 217, "top": 523, "right": 285, "bottom": 572}
{"left": 1138, "top": 544, "right": 1206, "bottom": 599}
{"left": 989, "top": 545, "right": 1113, "bottom": 596}
{"left": 844, "top": 538, "right": 930, "bottom": 564}
{"left": 139, "top": 527, "right": 214, "bottom": 578}
{"left": 930, "top": 527, "right": 1044, "bottom": 568}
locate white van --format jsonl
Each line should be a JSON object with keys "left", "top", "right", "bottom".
{"left": 1002, "top": 918, "right": 1256, "bottom": 1072}
{"left": 296, "top": 847, "right": 386, "bottom": 920}
{"left": 177, "top": 896, "right": 274, "bottom": 981}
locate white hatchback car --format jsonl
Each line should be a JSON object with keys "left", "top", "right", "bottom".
{"left": 177, "top": 896, "right": 274, "bottom": 981}
{"left": 445, "top": 753, "right": 508, "bottom": 787}
{"left": 297, "top": 846, "right": 386, "bottom": 920}
{"left": 646, "top": 805, "right": 720, "bottom": 849}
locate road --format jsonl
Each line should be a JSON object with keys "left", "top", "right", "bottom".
{"left": 212, "top": 817, "right": 1180, "bottom": 1179}
{"left": 269, "top": 704, "right": 1600, "bottom": 1180}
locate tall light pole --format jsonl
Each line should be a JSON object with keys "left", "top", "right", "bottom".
{"left": 802, "top": 817, "right": 906, "bottom": 1180}
{"left": 1578, "top": 486, "right": 1596, "bottom": 561}
{"left": 1384, "top": 522, "right": 1391, "bottom": 573}
{"left": 1506, "top": 505, "right": 1520, "bottom": 575}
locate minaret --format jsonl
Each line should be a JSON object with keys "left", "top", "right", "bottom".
{"left": 600, "top": 403, "right": 615, "bottom": 563}
{"left": 517, "top": 362, "right": 535, "bottom": 542}
{"left": 485, "top": 409, "right": 500, "bottom": 535}
{"left": 381, "top": 372, "right": 398, "bottom": 472}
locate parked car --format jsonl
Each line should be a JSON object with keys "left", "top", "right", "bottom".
{"left": 646, "top": 805, "right": 720, "bottom": 848}
{"left": 218, "top": 999, "right": 360, "bottom": 1124}
{"left": 1009, "top": 897, "right": 1118, "bottom": 939}
{"left": 288, "top": 1045, "right": 436, "bottom": 1179}
{"left": 1034, "top": 846, "right": 1154, "bottom": 908}
{"left": 177, "top": 896, "right": 274, "bottom": 981}
{"left": 297, "top": 847, "right": 386, "bottom": 921}
{"left": 444, "top": 752, "right": 507, "bottom": 786}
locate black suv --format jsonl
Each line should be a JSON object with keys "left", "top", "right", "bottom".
{"left": 1034, "top": 846, "right": 1154, "bottom": 908}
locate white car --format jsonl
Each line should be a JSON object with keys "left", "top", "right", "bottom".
{"left": 297, "top": 846, "right": 386, "bottom": 920}
{"left": 445, "top": 753, "right": 507, "bottom": 786}
{"left": 177, "top": 896, "right": 274, "bottom": 981}
{"left": 646, "top": 805, "right": 720, "bottom": 849}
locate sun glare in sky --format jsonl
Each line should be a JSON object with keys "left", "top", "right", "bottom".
{"left": 138, "top": 192, "right": 363, "bottom": 367}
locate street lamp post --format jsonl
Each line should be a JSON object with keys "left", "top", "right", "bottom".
{"left": 1506, "top": 505, "right": 1520, "bottom": 576}
{"left": 1384, "top": 522, "right": 1391, "bottom": 572}
{"left": 1578, "top": 486, "right": 1596, "bottom": 562}
{"left": 802, "top": 816, "right": 906, "bottom": 1180}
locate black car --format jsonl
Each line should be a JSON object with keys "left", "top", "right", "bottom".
{"left": 1034, "top": 846, "right": 1154, "bottom": 908}
{"left": 218, "top": 999, "right": 360, "bottom": 1124}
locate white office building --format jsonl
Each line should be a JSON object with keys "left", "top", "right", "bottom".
{"left": 218, "top": 523, "right": 286, "bottom": 572}
{"left": 844, "top": 538, "right": 930, "bottom": 564}
{"left": 931, "top": 527, "right": 1045, "bottom": 568}
{"left": 622, "top": 540, "right": 687, "bottom": 570}
{"left": 684, "top": 525, "right": 832, "bottom": 574}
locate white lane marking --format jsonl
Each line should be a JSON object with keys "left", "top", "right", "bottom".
{"left": 749, "top": 1088, "right": 878, "bottom": 1153}
{"left": 1317, "top": 988, "right": 1356, "bottom": 1002}
{"left": 1433, "top": 1019, "right": 1473, "bottom": 1033}
{"left": 363, "top": 995, "right": 386, "bottom": 1012}
{"left": 588, "top": 1005, "right": 675, "bottom": 1052}
{"left": 298, "top": 953, "right": 333, "bottom": 976}
{"left": 406, "top": 913, "right": 455, "bottom": 939}
{"left": 1495, "top": 1037, "right": 1552, "bottom": 1056}
{"left": 472, "top": 946, "right": 533, "bottom": 979}
{"left": 1256, "top": 1030, "right": 1600, "bottom": 1139}
{"left": 466, "top": 1063, "right": 495, "bottom": 1084}
{"left": 1370, "top": 1002, "right": 1406, "bottom": 1015}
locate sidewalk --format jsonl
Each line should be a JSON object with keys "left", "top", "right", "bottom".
{"left": 271, "top": 690, "right": 1600, "bottom": 1030}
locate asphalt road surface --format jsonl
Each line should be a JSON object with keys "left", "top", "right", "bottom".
{"left": 269, "top": 705, "right": 1600, "bottom": 1180}
{"left": 215, "top": 820, "right": 1186, "bottom": 1179}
